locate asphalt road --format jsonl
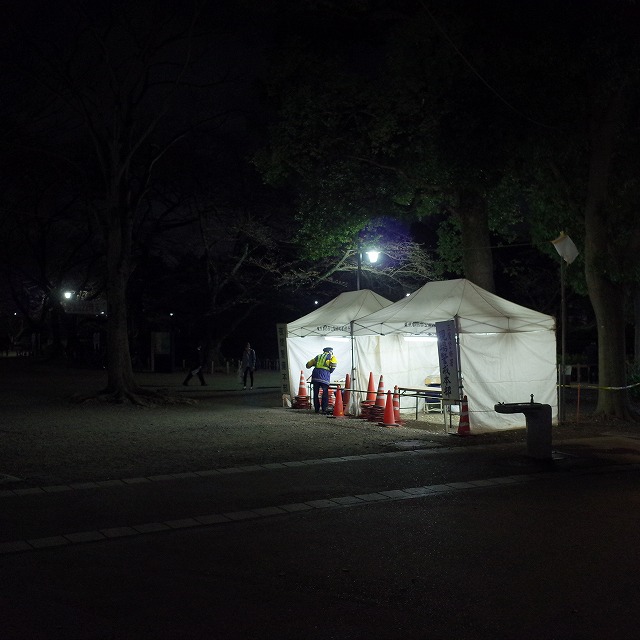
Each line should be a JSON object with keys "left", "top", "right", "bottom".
{"left": 2, "top": 438, "right": 640, "bottom": 640}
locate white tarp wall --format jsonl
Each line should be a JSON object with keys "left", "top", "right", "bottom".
{"left": 352, "top": 335, "right": 441, "bottom": 415}
{"left": 285, "top": 289, "right": 392, "bottom": 399}
{"left": 286, "top": 280, "right": 558, "bottom": 431}
{"left": 287, "top": 335, "right": 442, "bottom": 414}
{"left": 350, "top": 279, "right": 558, "bottom": 432}
{"left": 354, "top": 334, "right": 556, "bottom": 431}
{"left": 458, "top": 332, "right": 557, "bottom": 430}
{"left": 347, "top": 333, "right": 557, "bottom": 431}
{"left": 286, "top": 336, "right": 353, "bottom": 396}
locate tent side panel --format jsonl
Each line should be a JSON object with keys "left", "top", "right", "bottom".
{"left": 460, "top": 331, "right": 557, "bottom": 431}
{"left": 286, "top": 337, "right": 353, "bottom": 398}
{"left": 352, "top": 336, "right": 385, "bottom": 402}
{"left": 354, "top": 336, "right": 441, "bottom": 414}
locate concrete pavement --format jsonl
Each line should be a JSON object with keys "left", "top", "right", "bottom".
{"left": 2, "top": 434, "right": 640, "bottom": 639}
{"left": 3, "top": 361, "right": 640, "bottom": 638}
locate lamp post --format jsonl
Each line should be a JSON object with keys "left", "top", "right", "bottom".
{"left": 551, "top": 232, "right": 579, "bottom": 424}
{"left": 356, "top": 244, "right": 379, "bottom": 291}
{"left": 353, "top": 244, "right": 379, "bottom": 415}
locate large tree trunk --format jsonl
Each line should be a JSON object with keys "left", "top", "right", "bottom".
{"left": 103, "top": 209, "right": 139, "bottom": 399}
{"left": 635, "top": 287, "right": 640, "bottom": 364}
{"left": 46, "top": 304, "right": 66, "bottom": 361}
{"left": 586, "top": 274, "right": 630, "bottom": 416}
{"left": 458, "top": 192, "right": 495, "bottom": 293}
{"left": 584, "top": 90, "right": 633, "bottom": 418}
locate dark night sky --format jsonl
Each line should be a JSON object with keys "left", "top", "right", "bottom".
{"left": 2, "top": 0, "right": 637, "bottom": 360}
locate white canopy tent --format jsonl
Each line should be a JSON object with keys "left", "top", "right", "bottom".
{"left": 285, "top": 289, "right": 392, "bottom": 400}
{"left": 350, "top": 279, "right": 558, "bottom": 431}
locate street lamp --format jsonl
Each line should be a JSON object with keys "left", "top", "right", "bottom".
{"left": 356, "top": 245, "right": 379, "bottom": 291}
{"left": 351, "top": 245, "right": 380, "bottom": 414}
{"left": 551, "top": 232, "right": 579, "bottom": 424}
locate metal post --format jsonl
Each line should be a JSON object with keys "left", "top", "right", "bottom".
{"left": 560, "top": 259, "right": 566, "bottom": 424}
{"left": 356, "top": 244, "right": 361, "bottom": 291}
{"left": 350, "top": 319, "right": 359, "bottom": 415}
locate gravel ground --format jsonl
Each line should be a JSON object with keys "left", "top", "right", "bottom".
{"left": 1, "top": 357, "right": 637, "bottom": 486}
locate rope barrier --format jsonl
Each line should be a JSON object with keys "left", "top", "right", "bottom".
{"left": 559, "top": 381, "right": 640, "bottom": 391}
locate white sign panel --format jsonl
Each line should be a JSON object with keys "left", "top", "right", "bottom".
{"left": 435, "top": 319, "right": 461, "bottom": 402}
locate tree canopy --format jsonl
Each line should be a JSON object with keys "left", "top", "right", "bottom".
{"left": 255, "top": 0, "right": 640, "bottom": 418}
{"left": 2, "top": 0, "right": 640, "bottom": 418}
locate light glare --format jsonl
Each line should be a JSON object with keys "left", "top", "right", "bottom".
{"left": 365, "top": 250, "right": 379, "bottom": 263}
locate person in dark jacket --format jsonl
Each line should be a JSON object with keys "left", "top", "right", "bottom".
{"left": 241, "top": 342, "right": 257, "bottom": 390}
{"left": 306, "top": 346, "right": 337, "bottom": 414}
{"left": 183, "top": 344, "right": 207, "bottom": 386}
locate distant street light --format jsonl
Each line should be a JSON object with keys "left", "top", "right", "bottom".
{"left": 63, "top": 291, "right": 74, "bottom": 299}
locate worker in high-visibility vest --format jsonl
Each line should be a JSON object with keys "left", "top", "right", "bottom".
{"left": 306, "top": 346, "right": 337, "bottom": 414}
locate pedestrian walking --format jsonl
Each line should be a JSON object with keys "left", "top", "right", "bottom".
{"left": 306, "top": 346, "right": 337, "bottom": 414}
{"left": 240, "top": 342, "right": 257, "bottom": 390}
{"left": 183, "top": 343, "right": 207, "bottom": 386}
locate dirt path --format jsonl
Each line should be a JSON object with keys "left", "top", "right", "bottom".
{"left": 1, "top": 358, "right": 636, "bottom": 486}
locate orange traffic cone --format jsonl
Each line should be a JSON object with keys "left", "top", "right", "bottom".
{"left": 379, "top": 390, "right": 400, "bottom": 427}
{"left": 366, "top": 376, "right": 386, "bottom": 422}
{"left": 393, "top": 386, "right": 404, "bottom": 425}
{"left": 343, "top": 374, "right": 351, "bottom": 412}
{"left": 331, "top": 386, "right": 345, "bottom": 418}
{"left": 375, "top": 375, "right": 386, "bottom": 408}
{"left": 360, "top": 372, "right": 376, "bottom": 419}
{"left": 293, "top": 370, "right": 310, "bottom": 409}
{"left": 457, "top": 395, "right": 470, "bottom": 436}
{"left": 297, "top": 371, "right": 307, "bottom": 397}
{"left": 363, "top": 372, "right": 376, "bottom": 405}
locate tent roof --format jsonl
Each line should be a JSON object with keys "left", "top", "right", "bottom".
{"left": 351, "top": 279, "right": 555, "bottom": 335}
{"left": 287, "top": 289, "right": 393, "bottom": 337}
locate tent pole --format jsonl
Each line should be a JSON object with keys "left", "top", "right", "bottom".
{"left": 560, "top": 258, "right": 566, "bottom": 424}
{"left": 350, "top": 320, "right": 358, "bottom": 415}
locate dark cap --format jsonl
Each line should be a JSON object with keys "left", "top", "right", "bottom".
{"left": 323, "top": 346, "right": 333, "bottom": 352}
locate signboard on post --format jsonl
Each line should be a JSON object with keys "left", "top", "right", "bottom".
{"left": 276, "top": 323, "right": 290, "bottom": 395}
{"left": 435, "top": 319, "right": 462, "bottom": 403}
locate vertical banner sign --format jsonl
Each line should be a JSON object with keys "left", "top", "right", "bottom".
{"left": 275, "top": 324, "right": 290, "bottom": 395}
{"left": 435, "top": 320, "right": 461, "bottom": 403}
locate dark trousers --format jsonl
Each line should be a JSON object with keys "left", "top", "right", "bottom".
{"left": 183, "top": 366, "right": 206, "bottom": 386}
{"left": 243, "top": 367, "right": 254, "bottom": 387}
{"left": 313, "top": 381, "right": 329, "bottom": 413}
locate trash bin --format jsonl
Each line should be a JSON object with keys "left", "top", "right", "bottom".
{"left": 494, "top": 399, "right": 552, "bottom": 460}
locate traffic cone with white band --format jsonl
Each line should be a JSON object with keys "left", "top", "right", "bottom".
{"left": 457, "top": 395, "right": 470, "bottom": 435}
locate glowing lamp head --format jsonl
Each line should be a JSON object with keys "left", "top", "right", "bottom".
{"left": 365, "top": 250, "right": 379, "bottom": 263}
